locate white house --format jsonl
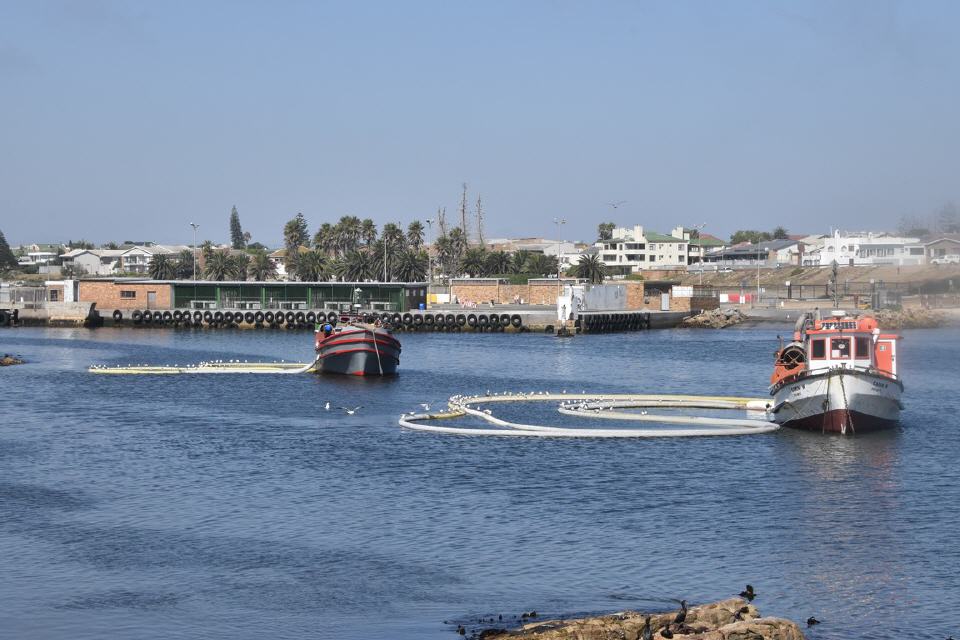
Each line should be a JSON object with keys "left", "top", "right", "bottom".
{"left": 802, "top": 231, "right": 923, "bottom": 267}
{"left": 60, "top": 249, "right": 125, "bottom": 275}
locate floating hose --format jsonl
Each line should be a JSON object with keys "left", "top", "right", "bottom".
{"left": 399, "top": 393, "right": 778, "bottom": 438}
{"left": 89, "top": 355, "right": 321, "bottom": 375}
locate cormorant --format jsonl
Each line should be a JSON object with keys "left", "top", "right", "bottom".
{"left": 739, "top": 584, "right": 756, "bottom": 601}
{"left": 807, "top": 617, "right": 821, "bottom": 626}
{"left": 673, "top": 600, "right": 687, "bottom": 625}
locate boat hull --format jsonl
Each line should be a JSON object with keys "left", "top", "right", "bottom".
{"left": 315, "top": 327, "right": 401, "bottom": 376}
{"left": 770, "top": 369, "right": 902, "bottom": 435}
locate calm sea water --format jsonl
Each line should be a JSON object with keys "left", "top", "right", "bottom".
{"left": 1, "top": 324, "right": 958, "bottom": 640}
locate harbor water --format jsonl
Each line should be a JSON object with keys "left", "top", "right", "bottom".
{"left": 1, "top": 325, "right": 958, "bottom": 639}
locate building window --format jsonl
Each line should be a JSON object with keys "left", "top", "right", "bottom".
{"left": 49, "top": 290, "right": 59, "bottom": 302}
{"left": 120, "top": 290, "right": 137, "bottom": 299}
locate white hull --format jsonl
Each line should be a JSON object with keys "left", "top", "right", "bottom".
{"left": 771, "top": 369, "right": 902, "bottom": 434}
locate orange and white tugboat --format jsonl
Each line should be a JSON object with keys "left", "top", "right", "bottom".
{"left": 314, "top": 314, "right": 401, "bottom": 376}
{"left": 768, "top": 310, "right": 903, "bottom": 434}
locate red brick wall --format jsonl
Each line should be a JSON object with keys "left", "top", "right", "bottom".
{"left": 79, "top": 281, "right": 173, "bottom": 309}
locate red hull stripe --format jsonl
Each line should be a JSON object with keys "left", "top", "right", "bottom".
{"left": 317, "top": 337, "right": 401, "bottom": 350}
{"left": 317, "top": 347, "right": 400, "bottom": 361}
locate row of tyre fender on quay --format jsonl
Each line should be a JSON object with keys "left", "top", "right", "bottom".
{"left": 122, "top": 308, "right": 339, "bottom": 329}
{"left": 0, "top": 308, "right": 19, "bottom": 326}
{"left": 114, "top": 309, "right": 526, "bottom": 331}
{"left": 395, "top": 312, "right": 524, "bottom": 331}
{"left": 577, "top": 311, "right": 652, "bottom": 333}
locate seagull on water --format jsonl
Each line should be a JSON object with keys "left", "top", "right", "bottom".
{"left": 324, "top": 401, "right": 331, "bottom": 410}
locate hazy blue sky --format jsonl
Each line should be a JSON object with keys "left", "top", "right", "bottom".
{"left": 2, "top": 0, "right": 958, "bottom": 246}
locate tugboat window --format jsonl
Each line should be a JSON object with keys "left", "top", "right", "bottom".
{"left": 855, "top": 337, "right": 870, "bottom": 358}
{"left": 811, "top": 339, "right": 825, "bottom": 359}
{"left": 831, "top": 337, "right": 851, "bottom": 359}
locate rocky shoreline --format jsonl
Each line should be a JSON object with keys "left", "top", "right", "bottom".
{"left": 681, "top": 308, "right": 749, "bottom": 329}
{"left": 468, "top": 598, "right": 805, "bottom": 640}
{"left": 1, "top": 354, "right": 25, "bottom": 366}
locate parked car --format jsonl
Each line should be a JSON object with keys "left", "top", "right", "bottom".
{"left": 930, "top": 255, "right": 960, "bottom": 264}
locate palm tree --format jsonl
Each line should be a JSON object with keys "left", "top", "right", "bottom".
{"left": 575, "top": 253, "right": 606, "bottom": 284}
{"left": 293, "top": 250, "right": 329, "bottom": 281}
{"left": 231, "top": 253, "right": 250, "bottom": 280}
{"left": 407, "top": 220, "right": 425, "bottom": 250}
{"left": 485, "top": 251, "right": 512, "bottom": 275}
{"left": 335, "top": 250, "right": 376, "bottom": 282}
{"left": 313, "top": 223, "right": 335, "bottom": 256}
{"left": 434, "top": 234, "right": 455, "bottom": 277}
{"left": 335, "top": 215, "right": 362, "bottom": 255}
{"left": 175, "top": 249, "right": 195, "bottom": 279}
{"left": 448, "top": 228, "right": 467, "bottom": 259}
{"left": 249, "top": 251, "right": 277, "bottom": 281}
{"left": 526, "top": 253, "right": 559, "bottom": 277}
{"left": 511, "top": 250, "right": 531, "bottom": 274}
{"left": 393, "top": 249, "right": 428, "bottom": 282}
{"left": 148, "top": 254, "right": 176, "bottom": 280}
{"left": 200, "top": 240, "right": 215, "bottom": 262}
{"left": 460, "top": 247, "right": 488, "bottom": 277}
{"left": 204, "top": 250, "right": 234, "bottom": 281}
{"left": 361, "top": 218, "right": 378, "bottom": 247}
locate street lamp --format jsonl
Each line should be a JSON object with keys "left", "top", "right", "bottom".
{"left": 553, "top": 217, "right": 566, "bottom": 296}
{"left": 425, "top": 219, "right": 434, "bottom": 284}
{"left": 189, "top": 222, "right": 200, "bottom": 280}
{"left": 756, "top": 242, "right": 763, "bottom": 306}
{"left": 689, "top": 222, "right": 706, "bottom": 286}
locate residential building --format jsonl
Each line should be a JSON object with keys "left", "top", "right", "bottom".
{"left": 597, "top": 225, "right": 692, "bottom": 274}
{"left": 801, "top": 231, "right": 923, "bottom": 267}
{"left": 923, "top": 235, "right": 960, "bottom": 263}
{"left": 703, "top": 239, "right": 804, "bottom": 266}
{"left": 61, "top": 249, "right": 126, "bottom": 275}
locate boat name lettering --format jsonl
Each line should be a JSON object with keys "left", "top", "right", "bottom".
{"left": 820, "top": 320, "right": 858, "bottom": 330}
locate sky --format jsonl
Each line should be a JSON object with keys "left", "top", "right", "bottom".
{"left": 2, "top": 0, "right": 959, "bottom": 247}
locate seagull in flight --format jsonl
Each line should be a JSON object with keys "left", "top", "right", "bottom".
{"left": 339, "top": 406, "right": 362, "bottom": 415}
{"left": 606, "top": 200, "right": 627, "bottom": 209}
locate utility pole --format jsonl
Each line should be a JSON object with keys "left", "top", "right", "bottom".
{"left": 554, "top": 217, "right": 566, "bottom": 296}
{"left": 426, "top": 218, "right": 436, "bottom": 285}
{"left": 190, "top": 222, "right": 199, "bottom": 280}
{"left": 756, "top": 242, "right": 762, "bottom": 307}
{"left": 476, "top": 194, "right": 485, "bottom": 246}
{"left": 459, "top": 183, "right": 469, "bottom": 242}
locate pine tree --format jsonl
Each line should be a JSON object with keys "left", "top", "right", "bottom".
{"left": 0, "top": 230, "right": 17, "bottom": 271}
{"left": 283, "top": 212, "right": 309, "bottom": 252}
{"left": 229, "top": 206, "right": 246, "bottom": 249}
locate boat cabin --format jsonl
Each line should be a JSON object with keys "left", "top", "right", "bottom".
{"left": 771, "top": 312, "right": 900, "bottom": 386}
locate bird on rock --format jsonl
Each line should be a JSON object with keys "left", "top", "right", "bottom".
{"left": 641, "top": 616, "right": 653, "bottom": 640}
{"left": 739, "top": 585, "right": 756, "bottom": 601}
{"left": 673, "top": 600, "right": 688, "bottom": 625}
{"left": 660, "top": 623, "right": 674, "bottom": 639}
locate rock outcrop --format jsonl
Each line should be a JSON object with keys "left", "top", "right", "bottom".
{"left": 682, "top": 309, "right": 748, "bottom": 329}
{"left": 472, "top": 599, "right": 804, "bottom": 640}
{"left": 1, "top": 354, "right": 25, "bottom": 366}
{"left": 868, "top": 308, "right": 945, "bottom": 329}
